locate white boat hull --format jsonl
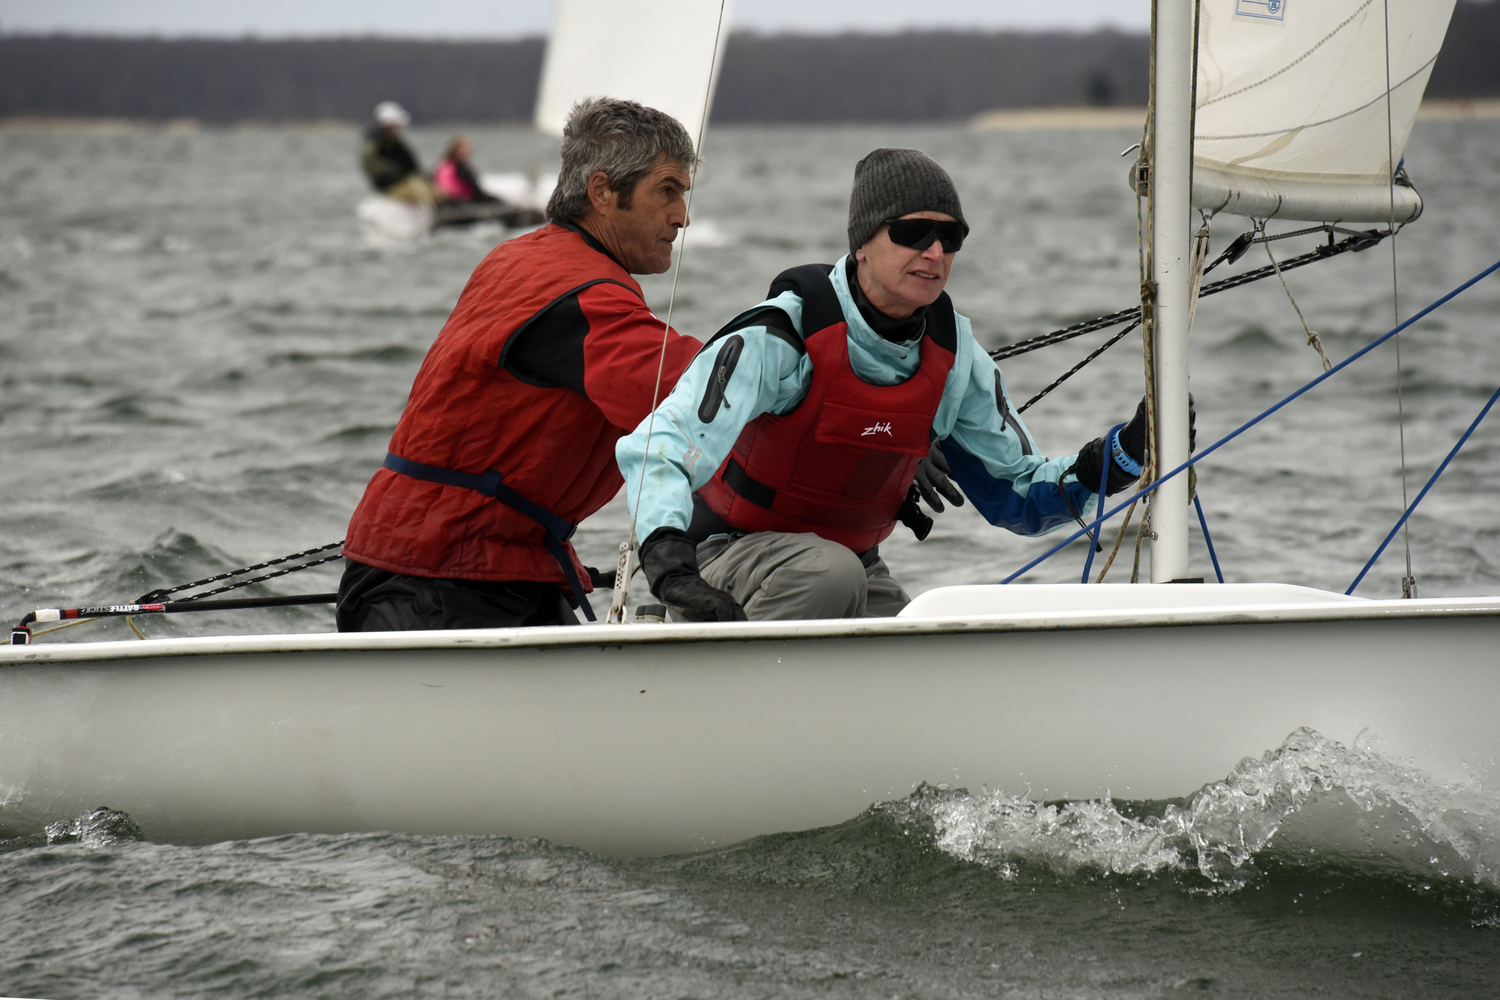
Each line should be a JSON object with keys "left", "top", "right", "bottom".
{"left": 2, "top": 585, "right": 1496, "bottom": 856}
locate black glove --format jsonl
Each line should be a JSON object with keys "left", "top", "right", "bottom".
{"left": 1117, "top": 395, "right": 1195, "bottom": 461}
{"left": 897, "top": 486, "right": 934, "bottom": 541}
{"left": 638, "top": 527, "right": 748, "bottom": 623}
{"left": 913, "top": 442, "right": 965, "bottom": 513}
{"left": 584, "top": 566, "right": 616, "bottom": 590}
{"left": 1069, "top": 395, "right": 1196, "bottom": 496}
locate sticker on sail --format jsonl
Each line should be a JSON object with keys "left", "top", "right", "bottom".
{"left": 1233, "top": 0, "right": 1286, "bottom": 24}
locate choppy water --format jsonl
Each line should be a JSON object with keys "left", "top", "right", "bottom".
{"left": 3, "top": 730, "right": 1499, "bottom": 998}
{"left": 3, "top": 121, "right": 1500, "bottom": 995}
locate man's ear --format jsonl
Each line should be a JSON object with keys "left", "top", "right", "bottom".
{"left": 586, "top": 171, "right": 616, "bottom": 215}
{"left": 854, "top": 246, "right": 868, "bottom": 264}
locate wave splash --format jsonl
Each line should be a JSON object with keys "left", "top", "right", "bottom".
{"left": 44, "top": 807, "right": 145, "bottom": 848}
{"left": 889, "top": 728, "right": 1500, "bottom": 893}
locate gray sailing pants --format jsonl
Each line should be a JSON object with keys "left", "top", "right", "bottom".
{"left": 696, "top": 531, "right": 911, "bottom": 620}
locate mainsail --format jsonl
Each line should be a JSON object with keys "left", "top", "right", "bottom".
{"left": 1193, "top": 0, "right": 1457, "bottom": 223}
{"left": 534, "top": 0, "right": 733, "bottom": 145}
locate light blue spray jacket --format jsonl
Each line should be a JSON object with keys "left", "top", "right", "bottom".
{"left": 617, "top": 255, "right": 1098, "bottom": 543}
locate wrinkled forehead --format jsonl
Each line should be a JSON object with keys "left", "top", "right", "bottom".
{"left": 646, "top": 156, "right": 692, "bottom": 190}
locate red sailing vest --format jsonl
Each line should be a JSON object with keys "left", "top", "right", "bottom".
{"left": 343, "top": 222, "right": 697, "bottom": 585}
{"left": 696, "top": 264, "right": 958, "bottom": 553}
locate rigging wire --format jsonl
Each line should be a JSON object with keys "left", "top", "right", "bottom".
{"left": 990, "top": 227, "right": 1387, "bottom": 365}
{"left": 135, "top": 540, "right": 343, "bottom": 603}
{"left": 1016, "top": 321, "right": 1138, "bottom": 413}
{"left": 1347, "top": 381, "right": 1500, "bottom": 595}
{"left": 615, "top": 0, "right": 729, "bottom": 623}
{"left": 1382, "top": 0, "right": 1416, "bottom": 598}
{"left": 993, "top": 228, "right": 1392, "bottom": 418}
{"left": 998, "top": 254, "right": 1500, "bottom": 586}
{"left": 156, "top": 551, "right": 344, "bottom": 604}
{"left": 1194, "top": 493, "right": 1225, "bottom": 584}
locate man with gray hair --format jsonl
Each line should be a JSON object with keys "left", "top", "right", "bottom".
{"left": 338, "top": 97, "right": 703, "bottom": 631}
{"left": 619, "top": 147, "right": 1176, "bottom": 621}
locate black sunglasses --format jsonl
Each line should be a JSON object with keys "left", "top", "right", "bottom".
{"left": 884, "top": 217, "right": 966, "bottom": 253}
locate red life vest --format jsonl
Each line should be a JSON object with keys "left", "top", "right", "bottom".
{"left": 696, "top": 263, "right": 958, "bottom": 553}
{"left": 343, "top": 222, "right": 697, "bottom": 587}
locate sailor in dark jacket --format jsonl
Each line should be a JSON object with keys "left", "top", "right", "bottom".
{"left": 360, "top": 101, "right": 442, "bottom": 205}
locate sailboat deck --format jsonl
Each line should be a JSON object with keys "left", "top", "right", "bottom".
{"left": 5, "top": 584, "right": 1497, "bottom": 665}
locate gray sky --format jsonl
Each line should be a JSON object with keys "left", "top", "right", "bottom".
{"left": 0, "top": 1, "right": 1151, "bottom": 38}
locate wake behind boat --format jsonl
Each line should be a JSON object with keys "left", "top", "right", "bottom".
{"left": 356, "top": 186, "right": 548, "bottom": 240}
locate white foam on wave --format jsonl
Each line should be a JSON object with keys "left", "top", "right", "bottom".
{"left": 911, "top": 728, "right": 1500, "bottom": 890}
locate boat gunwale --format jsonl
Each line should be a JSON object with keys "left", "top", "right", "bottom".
{"left": 5, "top": 595, "right": 1498, "bottom": 665}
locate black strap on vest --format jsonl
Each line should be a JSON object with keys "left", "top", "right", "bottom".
{"left": 702, "top": 262, "right": 960, "bottom": 357}
{"left": 382, "top": 453, "right": 597, "bottom": 622}
{"left": 768, "top": 262, "right": 959, "bottom": 354}
{"left": 768, "top": 263, "right": 845, "bottom": 340}
{"left": 697, "top": 263, "right": 840, "bottom": 354}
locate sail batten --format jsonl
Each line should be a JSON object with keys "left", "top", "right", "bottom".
{"left": 1193, "top": 0, "right": 1457, "bottom": 223}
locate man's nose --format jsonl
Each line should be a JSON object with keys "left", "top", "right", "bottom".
{"left": 920, "top": 238, "right": 945, "bottom": 260}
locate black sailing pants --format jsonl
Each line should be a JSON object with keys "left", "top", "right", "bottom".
{"left": 335, "top": 558, "right": 580, "bottom": 631}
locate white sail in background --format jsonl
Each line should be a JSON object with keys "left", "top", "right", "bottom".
{"left": 535, "top": 0, "right": 733, "bottom": 148}
{"left": 1193, "top": 0, "right": 1457, "bottom": 223}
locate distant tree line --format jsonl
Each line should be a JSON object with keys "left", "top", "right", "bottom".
{"left": 1, "top": 1, "right": 1496, "bottom": 125}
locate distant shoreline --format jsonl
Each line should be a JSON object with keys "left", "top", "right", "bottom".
{"left": 971, "top": 98, "right": 1500, "bottom": 131}
{"left": 7, "top": 100, "right": 1499, "bottom": 135}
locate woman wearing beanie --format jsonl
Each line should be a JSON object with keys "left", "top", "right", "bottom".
{"left": 618, "top": 148, "right": 1172, "bottom": 621}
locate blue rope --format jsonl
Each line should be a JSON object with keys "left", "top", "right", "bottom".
{"left": 1346, "top": 381, "right": 1500, "bottom": 595}
{"left": 999, "top": 255, "right": 1500, "bottom": 585}
{"left": 1081, "top": 422, "right": 1125, "bottom": 583}
{"left": 1194, "top": 491, "right": 1225, "bottom": 583}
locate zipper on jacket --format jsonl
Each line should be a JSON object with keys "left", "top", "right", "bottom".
{"left": 698, "top": 334, "right": 744, "bottom": 423}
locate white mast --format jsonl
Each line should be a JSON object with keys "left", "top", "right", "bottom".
{"left": 1149, "top": 0, "right": 1196, "bottom": 582}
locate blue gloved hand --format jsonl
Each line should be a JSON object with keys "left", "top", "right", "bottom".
{"left": 1070, "top": 395, "right": 1196, "bottom": 495}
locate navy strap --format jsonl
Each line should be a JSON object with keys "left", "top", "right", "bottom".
{"left": 382, "top": 453, "right": 596, "bottom": 622}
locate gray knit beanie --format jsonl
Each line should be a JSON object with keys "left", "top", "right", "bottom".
{"left": 847, "top": 148, "right": 969, "bottom": 254}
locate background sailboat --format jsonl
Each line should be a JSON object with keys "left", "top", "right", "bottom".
{"left": 390, "top": 0, "right": 735, "bottom": 227}
{"left": 535, "top": 0, "right": 731, "bottom": 146}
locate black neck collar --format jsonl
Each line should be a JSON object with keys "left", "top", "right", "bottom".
{"left": 555, "top": 219, "right": 627, "bottom": 272}
{"left": 845, "top": 257, "right": 927, "bottom": 344}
